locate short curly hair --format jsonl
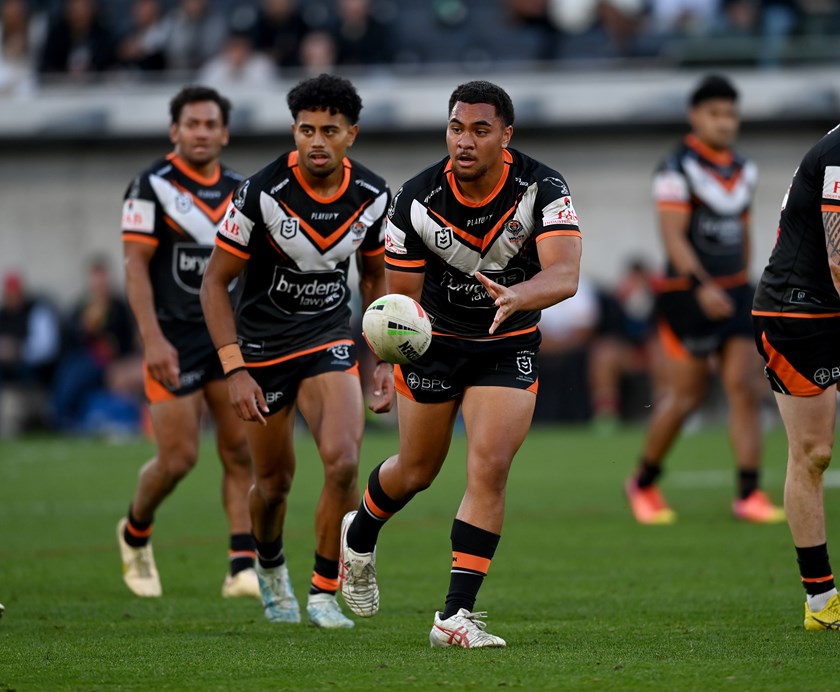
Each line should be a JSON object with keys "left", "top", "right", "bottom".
{"left": 286, "top": 73, "right": 363, "bottom": 124}
{"left": 448, "top": 81, "right": 515, "bottom": 127}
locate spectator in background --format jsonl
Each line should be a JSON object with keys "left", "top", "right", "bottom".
{"left": 198, "top": 15, "right": 276, "bottom": 89}
{"left": 648, "top": 0, "right": 719, "bottom": 37}
{"left": 331, "top": 0, "right": 396, "bottom": 67}
{"left": 532, "top": 276, "right": 599, "bottom": 424}
{"left": 298, "top": 29, "right": 337, "bottom": 75}
{"left": 0, "top": 0, "right": 44, "bottom": 96}
{"left": 252, "top": 0, "right": 309, "bottom": 70}
{"left": 51, "top": 257, "right": 140, "bottom": 433}
{"left": 115, "top": 0, "right": 168, "bottom": 74}
{"left": 0, "top": 270, "right": 61, "bottom": 436}
{"left": 39, "top": 0, "right": 115, "bottom": 77}
{"left": 161, "top": 0, "right": 227, "bottom": 74}
{"left": 588, "top": 258, "right": 664, "bottom": 430}
{"left": 546, "top": 0, "right": 648, "bottom": 60}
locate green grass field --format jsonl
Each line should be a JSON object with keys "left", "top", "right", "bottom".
{"left": 1, "top": 422, "right": 837, "bottom": 690}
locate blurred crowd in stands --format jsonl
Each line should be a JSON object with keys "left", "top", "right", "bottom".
{"left": 0, "top": 255, "right": 673, "bottom": 438}
{"left": 0, "top": 0, "right": 838, "bottom": 97}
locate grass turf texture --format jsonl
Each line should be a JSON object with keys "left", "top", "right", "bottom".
{"left": 0, "top": 424, "right": 837, "bottom": 690}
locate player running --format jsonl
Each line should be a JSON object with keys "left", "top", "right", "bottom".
{"left": 201, "top": 74, "right": 393, "bottom": 629}
{"left": 339, "top": 80, "right": 582, "bottom": 647}
{"left": 117, "top": 86, "right": 258, "bottom": 599}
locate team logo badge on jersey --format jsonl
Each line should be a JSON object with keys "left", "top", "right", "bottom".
{"left": 350, "top": 221, "right": 367, "bottom": 243}
{"left": 234, "top": 180, "right": 250, "bottom": 209}
{"left": 435, "top": 226, "right": 452, "bottom": 250}
{"left": 175, "top": 193, "right": 193, "bottom": 214}
{"left": 504, "top": 220, "right": 525, "bottom": 243}
{"left": 280, "top": 218, "right": 299, "bottom": 239}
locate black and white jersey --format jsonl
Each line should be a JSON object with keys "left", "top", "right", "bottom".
{"left": 654, "top": 135, "right": 756, "bottom": 284}
{"left": 215, "top": 151, "right": 390, "bottom": 360}
{"left": 121, "top": 153, "right": 243, "bottom": 323}
{"left": 385, "top": 147, "right": 581, "bottom": 338}
{"left": 754, "top": 124, "right": 840, "bottom": 316}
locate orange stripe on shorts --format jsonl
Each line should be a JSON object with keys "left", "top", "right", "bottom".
{"left": 761, "top": 331, "right": 823, "bottom": 396}
{"left": 657, "top": 319, "right": 691, "bottom": 361}
{"left": 802, "top": 574, "right": 835, "bottom": 583}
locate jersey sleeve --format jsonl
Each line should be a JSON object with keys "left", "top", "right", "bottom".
{"left": 652, "top": 159, "right": 691, "bottom": 212}
{"left": 384, "top": 187, "right": 427, "bottom": 273}
{"left": 533, "top": 174, "right": 582, "bottom": 243}
{"left": 215, "top": 179, "right": 258, "bottom": 259}
{"left": 121, "top": 173, "right": 160, "bottom": 247}
{"left": 822, "top": 164, "right": 840, "bottom": 213}
{"left": 359, "top": 187, "right": 390, "bottom": 256}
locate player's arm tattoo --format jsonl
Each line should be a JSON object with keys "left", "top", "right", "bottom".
{"left": 825, "top": 211, "right": 840, "bottom": 264}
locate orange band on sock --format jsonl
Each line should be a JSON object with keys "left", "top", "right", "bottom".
{"left": 802, "top": 574, "right": 835, "bottom": 583}
{"left": 451, "top": 551, "right": 491, "bottom": 575}
{"left": 364, "top": 487, "right": 394, "bottom": 520}
{"left": 218, "top": 343, "right": 245, "bottom": 375}
{"left": 311, "top": 571, "right": 339, "bottom": 592}
{"left": 126, "top": 520, "right": 153, "bottom": 539}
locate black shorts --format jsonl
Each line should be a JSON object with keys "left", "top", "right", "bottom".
{"left": 394, "top": 330, "right": 540, "bottom": 404}
{"left": 753, "top": 314, "right": 840, "bottom": 396}
{"left": 247, "top": 339, "right": 359, "bottom": 415}
{"left": 145, "top": 320, "right": 223, "bottom": 403}
{"left": 657, "top": 283, "right": 754, "bottom": 359}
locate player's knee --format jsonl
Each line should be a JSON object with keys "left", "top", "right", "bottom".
{"left": 323, "top": 452, "right": 358, "bottom": 492}
{"left": 802, "top": 440, "right": 834, "bottom": 474}
{"left": 255, "top": 473, "right": 292, "bottom": 506}
{"left": 157, "top": 443, "right": 199, "bottom": 479}
{"left": 217, "top": 436, "right": 250, "bottom": 471}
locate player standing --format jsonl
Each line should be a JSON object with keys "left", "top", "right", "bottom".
{"left": 201, "top": 74, "right": 393, "bottom": 628}
{"left": 753, "top": 123, "right": 840, "bottom": 629}
{"left": 339, "top": 80, "right": 582, "bottom": 647}
{"left": 117, "top": 86, "right": 258, "bottom": 599}
{"left": 624, "top": 74, "right": 784, "bottom": 525}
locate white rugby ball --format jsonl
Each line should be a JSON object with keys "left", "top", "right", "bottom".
{"left": 362, "top": 294, "right": 432, "bottom": 364}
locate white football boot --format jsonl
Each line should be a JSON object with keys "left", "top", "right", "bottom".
{"left": 255, "top": 562, "right": 300, "bottom": 623}
{"left": 307, "top": 593, "right": 355, "bottom": 629}
{"left": 429, "top": 609, "right": 506, "bottom": 648}
{"left": 222, "top": 567, "right": 261, "bottom": 598}
{"left": 116, "top": 518, "right": 162, "bottom": 597}
{"left": 339, "top": 511, "right": 379, "bottom": 617}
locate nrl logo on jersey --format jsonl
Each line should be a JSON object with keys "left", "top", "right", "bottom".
{"left": 280, "top": 218, "right": 299, "bottom": 239}
{"left": 435, "top": 226, "right": 452, "bottom": 250}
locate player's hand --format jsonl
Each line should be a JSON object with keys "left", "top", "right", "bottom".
{"left": 226, "top": 370, "right": 269, "bottom": 425}
{"left": 475, "top": 271, "right": 519, "bottom": 335}
{"left": 144, "top": 335, "right": 180, "bottom": 390}
{"left": 368, "top": 361, "right": 395, "bottom": 414}
{"left": 695, "top": 282, "right": 735, "bottom": 320}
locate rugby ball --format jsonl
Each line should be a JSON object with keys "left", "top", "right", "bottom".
{"left": 362, "top": 294, "right": 432, "bottom": 364}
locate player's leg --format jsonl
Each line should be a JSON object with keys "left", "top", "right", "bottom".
{"left": 246, "top": 402, "right": 301, "bottom": 622}
{"left": 296, "top": 370, "right": 365, "bottom": 627}
{"left": 719, "top": 336, "right": 784, "bottom": 522}
{"left": 775, "top": 387, "right": 840, "bottom": 629}
{"left": 625, "top": 347, "right": 707, "bottom": 524}
{"left": 340, "top": 394, "right": 460, "bottom": 618}
{"left": 203, "top": 378, "right": 259, "bottom": 598}
{"left": 118, "top": 392, "right": 203, "bottom": 596}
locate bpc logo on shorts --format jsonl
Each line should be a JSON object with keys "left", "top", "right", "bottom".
{"left": 814, "top": 368, "right": 833, "bottom": 387}
{"left": 406, "top": 372, "right": 421, "bottom": 389}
